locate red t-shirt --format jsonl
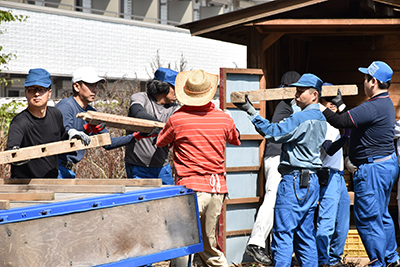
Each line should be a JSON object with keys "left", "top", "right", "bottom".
{"left": 157, "top": 102, "right": 241, "bottom": 193}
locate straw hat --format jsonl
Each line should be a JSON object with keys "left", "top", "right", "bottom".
{"left": 175, "top": 69, "right": 218, "bottom": 106}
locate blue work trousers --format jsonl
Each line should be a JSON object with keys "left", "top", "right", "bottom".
{"left": 354, "top": 153, "right": 399, "bottom": 266}
{"left": 316, "top": 170, "right": 350, "bottom": 265}
{"left": 125, "top": 163, "right": 174, "bottom": 185}
{"left": 271, "top": 172, "right": 320, "bottom": 267}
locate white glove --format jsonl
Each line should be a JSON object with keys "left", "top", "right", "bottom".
{"left": 68, "top": 129, "right": 91, "bottom": 146}
{"left": 344, "top": 156, "right": 357, "bottom": 174}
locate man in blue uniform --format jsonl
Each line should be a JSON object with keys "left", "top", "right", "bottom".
{"left": 235, "top": 73, "right": 327, "bottom": 267}
{"left": 320, "top": 61, "right": 400, "bottom": 267}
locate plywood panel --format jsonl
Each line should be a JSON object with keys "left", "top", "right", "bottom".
{"left": 226, "top": 73, "right": 261, "bottom": 104}
{"left": 0, "top": 194, "right": 199, "bottom": 267}
{"left": 226, "top": 203, "right": 258, "bottom": 232}
{"left": 228, "top": 108, "right": 260, "bottom": 135}
{"left": 226, "top": 141, "right": 260, "bottom": 168}
{"left": 226, "top": 171, "right": 259, "bottom": 199}
{"left": 226, "top": 235, "right": 255, "bottom": 265}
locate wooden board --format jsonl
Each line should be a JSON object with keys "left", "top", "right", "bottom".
{"left": 0, "top": 194, "right": 199, "bottom": 266}
{"left": 0, "top": 184, "right": 126, "bottom": 194}
{"left": 0, "top": 191, "right": 55, "bottom": 201}
{"left": 0, "top": 178, "right": 162, "bottom": 187}
{"left": 230, "top": 84, "right": 358, "bottom": 103}
{"left": 77, "top": 111, "right": 165, "bottom": 133}
{"left": 0, "top": 133, "right": 111, "bottom": 165}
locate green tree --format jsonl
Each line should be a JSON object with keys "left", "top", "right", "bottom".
{"left": 0, "top": 9, "right": 28, "bottom": 85}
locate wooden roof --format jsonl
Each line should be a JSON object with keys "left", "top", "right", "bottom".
{"left": 178, "top": 0, "right": 400, "bottom": 45}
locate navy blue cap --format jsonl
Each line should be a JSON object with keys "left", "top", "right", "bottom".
{"left": 154, "top": 68, "right": 178, "bottom": 86}
{"left": 358, "top": 61, "right": 393, "bottom": 83}
{"left": 290, "top": 73, "right": 323, "bottom": 91}
{"left": 24, "top": 68, "right": 51, "bottom": 88}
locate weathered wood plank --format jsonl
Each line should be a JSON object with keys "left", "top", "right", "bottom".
{"left": 0, "top": 133, "right": 111, "bottom": 165}
{"left": 0, "top": 191, "right": 55, "bottom": 201}
{"left": 0, "top": 194, "right": 199, "bottom": 266}
{"left": 0, "top": 200, "right": 10, "bottom": 210}
{"left": 77, "top": 111, "right": 165, "bottom": 133}
{"left": 230, "top": 84, "right": 358, "bottom": 103}
{"left": 0, "top": 178, "right": 162, "bottom": 187}
{"left": 0, "top": 185, "right": 125, "bottom": 194}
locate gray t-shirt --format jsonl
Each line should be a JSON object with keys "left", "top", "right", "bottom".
{"left": 125, "top": 92, "right": 179, "bottom": 167}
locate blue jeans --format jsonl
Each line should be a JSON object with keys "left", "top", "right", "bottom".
{"left": 354, "top": 153, "right": 399, "bottom": 266}
{"left": 316, "top": 170, "right": 350, "bottom": 265}
{"left": 58, "top": 159, "right": 76, "bottom": 178}
{"left": 125, "top": 163, "right": 174, "bottom": 185}
{"left": 271, "top": 172, "right": 320, "bottom": 267}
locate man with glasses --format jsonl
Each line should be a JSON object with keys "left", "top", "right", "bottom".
{"left": 55, "top": 67, "right": 135, "bottom": 178}
{"left": 320, "top": 61, "right": 400, "bottom": 267}
{"left": 6, "top": 68, "right": 72, "bottom": 178}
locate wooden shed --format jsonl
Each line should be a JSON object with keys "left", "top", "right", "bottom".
{"left": 179, "top": 0, "right": 400, "bottom": 264}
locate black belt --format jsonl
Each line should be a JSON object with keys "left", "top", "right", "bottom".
{"left": 354, "top": 155, "right": 392, "bottom": 167}
{"left": 60, "top": 160, "right": 74, "bottom": 170}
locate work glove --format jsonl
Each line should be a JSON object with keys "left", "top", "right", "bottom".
{"left": 10, "top": 146, "right": 30, "bottom": 166}
{"left": 344, "top": 156, "right": 357, "bottom": 174}
{"left": 133, "top": 132, "right": 157, "bottom": 141}
{"left": 68, "top": 129, "right": 91, "bottom": 146}
{"left": 331, "top": 89, "right": 346, "bottom": 113}
{"left": 233, "top": 95, "right": 257, "bottom": 116}
{"left": 343, "top": 128, "right": 351, "bottom": 138}
{"left": 83, "top": 122, "right": 106, "bottom": 134}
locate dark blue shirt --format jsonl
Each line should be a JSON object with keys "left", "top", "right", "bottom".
{"left": 55, "top": 97, "right": 134, "bottom": 163}
{"left": 348, "top": 91, "right": 395, "bottom": 164}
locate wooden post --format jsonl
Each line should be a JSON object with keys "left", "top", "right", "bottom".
{"left": 0, "top": 133, "right": 111, "bottom": 165}
{"left": 230, "top": 84, "right": 358, "bottom": 103}
{"left": 77, "top": 111, "right": 165, "bottom": 133}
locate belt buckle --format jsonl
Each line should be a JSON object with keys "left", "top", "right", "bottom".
{"left": 65, "top": 161, "right": 73, "bottom": 170}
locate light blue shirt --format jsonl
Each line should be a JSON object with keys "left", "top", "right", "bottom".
{"left": 249, "top": 103, "right": 327, "bottom": 175}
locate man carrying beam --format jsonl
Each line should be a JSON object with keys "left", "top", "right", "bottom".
{"left": 6, "top": 68, "right": 81, "bottom": 178}
{"left": 234, "top": 73, "right": 326, "bottom": 267}
{"left": 55, "top": 67, "right": 136, "bottom": 178}
{"left": 320, "top": 61, "right": 400, "bottom": 267}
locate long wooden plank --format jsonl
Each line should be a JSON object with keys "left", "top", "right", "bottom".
{"left": 230, "top": 84, "right": 358, "bottom": 103}
{"left": 0, "top": 178, "right": 162, "bottom": 187}
{"left": 0, "top": 133, "right": 111, "bottom": 165}
{"left": 77, "top": 111, "right": 165, "bottom": 133}
{"left": 0, "top": 191, "right": 55, "bottom": 201}
{"left": 0, "top": 185, "right": 126, "bottom": 194}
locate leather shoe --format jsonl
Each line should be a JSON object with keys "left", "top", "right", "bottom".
{"left": 387, "top": 259, "right": 400, "bottom": 267}
{"left": 245, "top": 244, "right": 272, "bottom": 265}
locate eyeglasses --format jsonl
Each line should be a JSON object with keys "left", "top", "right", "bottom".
{"left": 26, "top": 86, "right": 49, "bottom": 94}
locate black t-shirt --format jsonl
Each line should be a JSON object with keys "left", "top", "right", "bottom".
{"left": 6, "top": 107, "right": 67, "bottom": 178}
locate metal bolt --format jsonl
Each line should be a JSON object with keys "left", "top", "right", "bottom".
{"left": 102, "top": 216, "right": 105, "bottom": 220}
{"left": 106, "top": 253, "right": 109, "bottom": 258}
{"left": 151, "top": 243, "right": 154, "bottom": 248}
{"left": 70, "top": 261, "right": 73, "bottom": 266}
{"left": 64, "top": 223, "right": 67, "bottom": 227}
{"left": 7, "top": 230, "right": 11, "bottom": 236}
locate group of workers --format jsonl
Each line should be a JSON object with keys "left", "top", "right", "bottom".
{"left": 4, "top": 60, "right": 400, "bottom": 267}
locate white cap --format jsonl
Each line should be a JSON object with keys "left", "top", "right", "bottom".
{"left": 72, "top": 67, "right": 105, "bottom": 83}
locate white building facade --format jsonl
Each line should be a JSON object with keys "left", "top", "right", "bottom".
{"left": 0, "top": 1, "right": 248, "bottom": 97}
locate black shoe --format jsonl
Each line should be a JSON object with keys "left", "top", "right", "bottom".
{"left": 245, "top": 244, "right": 272, "bottom": 265}
{"left": 387, "top": 259, "right": 400, "bottom": 267}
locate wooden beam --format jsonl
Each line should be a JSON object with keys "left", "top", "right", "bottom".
{"left": 0, "top": 191, "right": 55, "bottom": 201}
{"left": 0, "top": 178, "right": 162, "bottom": 187}
{"left": 0, "top": 185, "right": 126, "bottom": 194}
{"left": 77, "top": 111, "right": 165, "bottom": 133}
{"left": 0, "top": 133, "right": 111, "bottom": 165}
{"left": 230, "top": 84, "right": 358, "bottom": 103}
{"left": 262, "top": 32, "right": 285, "bottom": 52}
{"left": 179, "top": 0, "right": 328, "bottom": 36}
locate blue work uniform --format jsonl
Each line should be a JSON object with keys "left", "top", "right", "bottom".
{"left": 347, "top": 92, "right": 399, "bottom": 266}
{"left": 317, "top": 123, "right": 350, "bottom": 266}
{"left": 249, "top": 103, "right": 327, "bottom": 267}
{"left": 55, "top": 97, "right": 135, "bottom": 178}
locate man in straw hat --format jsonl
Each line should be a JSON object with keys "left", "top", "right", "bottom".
{"left": 234, "top": 73, "right": 327, "bottom": 266}
{"left": 157, "top": 69, "right": 241, "bottom": 267}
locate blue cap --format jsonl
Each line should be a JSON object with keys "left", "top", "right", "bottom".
{"left": 24, "top": 68, "right": 51, "bottom": 88}
{"left": 154, "top": 68, "right": 178, "bottom": 86}
{"left": 290, "top": 73, "right": 323, "bottom": 91}
{"left": 358, "top": 61, "right": 393, "bottom": 83}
